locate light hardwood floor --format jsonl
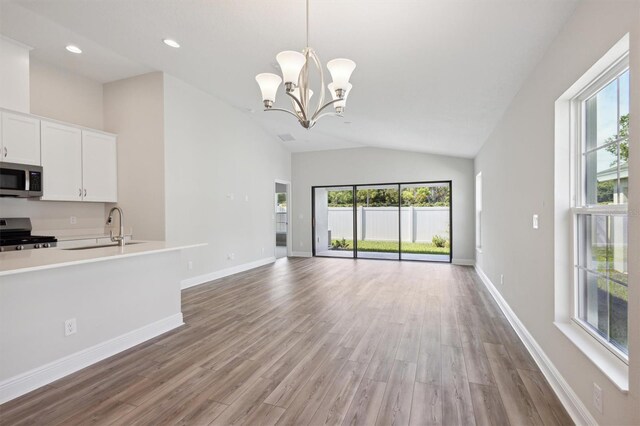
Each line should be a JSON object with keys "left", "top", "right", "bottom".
{"left": 0, "top": 257, "right": 573, "bottom": 425}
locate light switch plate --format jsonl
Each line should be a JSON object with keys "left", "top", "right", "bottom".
{"left": 532, "top": 214, "right": 539, "bottom": 229}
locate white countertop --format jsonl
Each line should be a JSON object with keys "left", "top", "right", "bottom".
{"left": 0, "top": 241, "right": 206, "bottom": 277}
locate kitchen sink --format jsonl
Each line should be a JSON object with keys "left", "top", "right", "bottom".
{"left": 63, "top": 242, "right": 142, "bottom": 250}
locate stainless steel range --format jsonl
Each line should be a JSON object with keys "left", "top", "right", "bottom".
{"left": 0, "top": 218, "right": 57, "bottom": 252}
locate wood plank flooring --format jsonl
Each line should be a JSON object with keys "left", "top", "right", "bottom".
{"left": 0, "top": 257, "right": 573, "bottom": 426}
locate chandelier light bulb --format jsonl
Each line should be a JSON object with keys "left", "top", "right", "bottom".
{"left": 326, "top": 58, "right": 356, "bottom": 91}
{"left": 328, "top": 82, "right": 352, "bottom": 113}
{"left": 292, "top": 87, "right": 314, "bottom": 113}
{"left": 276, "top": 51, "right": 306, "bottom": 88}
{"left": 255, "top": 73, "right": 282, "bottom": 107}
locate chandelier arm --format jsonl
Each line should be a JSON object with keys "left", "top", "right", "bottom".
{"left": 264, "top": 107, "right": 304, "bottom": 121}
{"left": 310, "top": 98, "right": 343, "bottom": 121}
{"left": 307, "top": 49, "right": 326, "bottom": 117}
{"left": 312, "top": 111, "right": 343, "bottom": 122}
{"left": 299, "top": 49, "right": 310, "bottom": 115}
{"left": 285, "top": 91, "right": 308, "bottom": 121}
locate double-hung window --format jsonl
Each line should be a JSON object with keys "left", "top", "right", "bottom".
{"left": 573, "top": 56, "right": 629, "bottom": 359}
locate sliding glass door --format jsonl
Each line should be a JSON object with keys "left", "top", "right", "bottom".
{"left": 356, "top": 184, "right": 400, "bottom": 260}
{"left": 312, "top": 181, "right": 452, "bottom": 263}
{"left": 313, "top": 186, "right": 354, "bottom": 258}
{"left": 400, "top": 183, "right": 451, "bottom": 262}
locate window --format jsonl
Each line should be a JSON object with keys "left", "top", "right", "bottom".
{"left": 475, "top": 172, "right": 482, "bottom": 250}
{"left": 573, "top": 58, "right": 629, "bottom": 358}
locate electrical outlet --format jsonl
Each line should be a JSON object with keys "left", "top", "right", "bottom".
{"left": 593, "top": 383, "right": 603, "bottom": 414}
{"left": 188, "top": 261, "right": 193, "bottom": 270}
{"left": 500, "top": 274, "right": 504, "bottom": 285}
{"left": 70, "top": 216, "right": 77, "bottom": 225}
{"left": 64, "top": 318, "right": 77, "bottom": 336}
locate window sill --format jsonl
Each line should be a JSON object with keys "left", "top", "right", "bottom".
{"left": 554, "top": 321, "right": 628, "bottom": 393}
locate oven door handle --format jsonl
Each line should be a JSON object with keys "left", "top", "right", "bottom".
{"left": 25, "top": 169, "right": 30, "bottom": 191}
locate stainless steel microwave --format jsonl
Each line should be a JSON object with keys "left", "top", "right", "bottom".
{"left": 0, "top": 162, "right": 43, "bottom": 198}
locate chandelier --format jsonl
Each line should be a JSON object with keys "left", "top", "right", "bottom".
{"left": 255, "top": 0, "right": 356, "bottom": 129}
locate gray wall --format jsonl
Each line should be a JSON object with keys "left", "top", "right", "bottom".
{"left": 103, "top": 72, "right": 166, "bottom": 241}
{"left": 475, "top": 1, "right": 640, "bottom": 424}
{"left": 291, "top": 147, "right": 475, "bottom": 263}
{"left": 163, "top": 74, "right": 291, "bottom": 280}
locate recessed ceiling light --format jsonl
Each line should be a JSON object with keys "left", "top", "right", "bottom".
{"left": 163, "top": 39, "right": 180, "bottom": 48}
{"left": 65, "top": 45, "right": 82, "bottom": 54}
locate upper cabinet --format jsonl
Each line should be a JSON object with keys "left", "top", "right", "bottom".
{"left": 1, "top": 112, "right": 40, "bottom": 165}
{"left": 82, "top": 131, "right": 117, "bottom": 202}
{"left": 41, "top": 121, "right": 117, "bottom": 202}
{"left": 1, "top": 108, "right": 118, "bottom": 203}
{"left": 41, "top": 121, "right": 83, "bottom": 201}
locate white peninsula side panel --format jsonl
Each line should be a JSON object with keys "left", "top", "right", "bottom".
{"left": 0, "top": 249, "right": 183, "bottom": 403}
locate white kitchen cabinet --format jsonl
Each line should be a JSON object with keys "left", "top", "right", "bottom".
{"left": 1, "top": 111, "right": 41, "bottom": 165}
{"left": 40, "top": 121, "right": 117, "bottom": 202}
{"left": 40, "top": 121, "right": 83, "bottom": 201}
{"left": 82, "top": 131, "right": 117, "bottom": 202}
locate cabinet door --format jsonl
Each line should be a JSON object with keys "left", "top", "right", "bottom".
{"left": 82, "top": 131, "right": 117, "bottom": 202}
{"left": 41, "top": 121, "right": 82, "bottom": 201}
{"left": 1, "top": 112, "right": 41, "bottom": 165}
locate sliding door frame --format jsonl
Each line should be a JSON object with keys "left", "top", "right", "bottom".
{"left": 311, "top": 180, "right": 453, "bottom": 263}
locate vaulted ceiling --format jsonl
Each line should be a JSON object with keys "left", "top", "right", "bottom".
{"left": 0, "top": 0, "right": 579, "bottom": 157}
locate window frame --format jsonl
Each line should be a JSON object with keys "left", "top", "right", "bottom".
{"left": 570, "top": 54, "right": 629, "bottom": 363}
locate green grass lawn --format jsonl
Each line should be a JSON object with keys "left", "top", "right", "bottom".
{"left": 332, "top": 239, "right": 450, "bottom": 255}
{"left": 591, "top": 247, "right": 628, "bottom": 301}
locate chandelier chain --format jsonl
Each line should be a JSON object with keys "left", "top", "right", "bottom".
{"left": 306, "top": 0, "right": 309, "bottom": 48}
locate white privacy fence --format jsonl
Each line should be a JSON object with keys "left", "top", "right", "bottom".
{"left": 327, "top": 206, "right": 449, "bottom": 242}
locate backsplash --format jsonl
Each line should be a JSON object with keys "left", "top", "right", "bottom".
{"left": 0, "top": 198, "right": 109, "bottom": 236}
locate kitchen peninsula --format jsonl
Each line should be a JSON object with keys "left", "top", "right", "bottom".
{"left": 0, "top": 241, "right": 204, "bottom": 403}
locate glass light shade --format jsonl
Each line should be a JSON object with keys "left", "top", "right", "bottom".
{"left": 328, "top": 83, "right": 352, "bottom": 108}
{"left": 276, "top": 51, "right": 306, "bottom": 85}
{"left": 255, "top": 73, "right": 282, "bottom": 102}
{"left": 291, "top": 87, "right": 313, "bottom": 113}
{"left": 326, "top": 58, "right": 356, "bottom": 90}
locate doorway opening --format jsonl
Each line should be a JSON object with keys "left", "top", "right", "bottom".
{"left": 275, "top": 182, "right": 289, "bottom": 259}
{"left": 312, "top": 181, "right": 452, "bottom": 263}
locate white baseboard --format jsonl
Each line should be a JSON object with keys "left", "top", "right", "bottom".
{"left": 181, "top": 257, "right": 276, "bottom": 290}
{"left": 453, "top": 258, "right": 475, "bottom": 266}
{"left": 291, "top": 251, "right": 312, "bottom": 257}
{"left": 0, "top": 313, "right": 183, "bottom": 405}
{"left": 474, "top": 266, "right": 597, "bottom": 426}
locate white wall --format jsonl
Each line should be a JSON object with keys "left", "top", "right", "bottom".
{"left": 475, "top": 1, "right": 640, "bottom": 424}
{"left": 30, "top": 58, "right": 104, "bottom": 130}
{"left": 0, "top": 198, "right": 106, "bottom": 235}
{"left": 0, "top": 57, "right": 109, "bottom": 236}
{"left": 103, "top": 72, "right": 166, "bottom": 241}
{"left": 0, "top": 36, "right": 30, "bottom": 113}
{"left": 162, "top": 74, "right": 291, "bottom": 280}
{"left": 292, "top": 147, "right": 474, "bottom": 262}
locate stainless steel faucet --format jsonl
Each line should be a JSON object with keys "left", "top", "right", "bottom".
{"left": 106, "top": 207, "right": 125, "bottom": 246}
